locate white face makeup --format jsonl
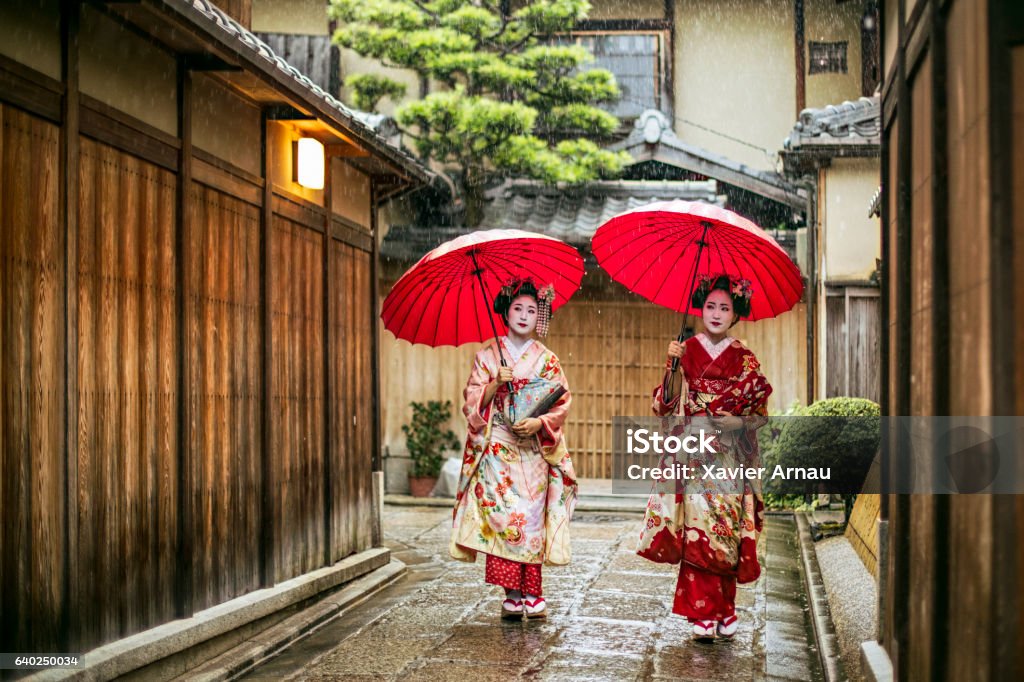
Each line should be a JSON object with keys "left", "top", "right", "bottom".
{"left": 507, "top": 295, "right": 538, "bottom": 337}
{"left": 702, "top": 289, "right": 737, "bottom": 337}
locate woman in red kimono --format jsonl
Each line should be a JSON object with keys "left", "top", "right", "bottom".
{"left": 636, "top": 274, "right": 771, "bottom": 641}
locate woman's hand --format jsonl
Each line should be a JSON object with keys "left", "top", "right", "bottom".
{"left": 511, "top": 417, "right": 543, "bottom": 437}
{"left": 711, "top": 413, "right": 744, "bottom": 432}
{"left": 483, "top": 366, "right": 515, "bottom": 406}
{"left": 494, "top": 366, "right": 514, "bottom": 384}
{"left": 667, "top": 340, "right": 685, "bottom": 361}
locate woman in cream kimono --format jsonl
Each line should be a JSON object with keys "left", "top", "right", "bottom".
{"left": 637, "top": 274, "right": 771, "bottom": 641}
{"left": 450, "top": 278, "right": 577, "bottom": 620}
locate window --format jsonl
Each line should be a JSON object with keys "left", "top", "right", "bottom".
{"left": 808, "top": 41, "right": 848, "bottom": 74}
{"left": 552, "top": 32, "right": 667, "bottom": 120}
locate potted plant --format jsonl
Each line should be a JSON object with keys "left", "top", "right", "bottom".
{"left": 402, "top": 400, "right": 460, "bottom": 498}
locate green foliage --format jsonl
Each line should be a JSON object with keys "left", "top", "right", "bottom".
{"left": 330, "top": 0, "right": 632, "bottom": 222}
{"left": 762, "top": 397, "right": 881, "bottom": 496}
{"left": 344, "top": 74, "right": 407, "bottom": 111}
{"left": 402, "top": 400, "right": 461, "bottom": 478}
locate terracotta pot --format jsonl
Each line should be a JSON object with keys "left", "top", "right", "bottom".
{"left": 408, "top": 475, "right": 437, "bottom": 498}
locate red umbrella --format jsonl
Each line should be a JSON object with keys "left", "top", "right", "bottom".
{"left": 591, "top": 200, "right": 803, "bottom": 321}
{"left": 381, "top": 229, "right": 583, "bottom": 350}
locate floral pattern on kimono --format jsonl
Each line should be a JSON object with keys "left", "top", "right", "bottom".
{"left": 636, "top": 335, "right": 771, "bottom": 585}
{"left": 450, "top": 338, "right": 577, "bottom": 566}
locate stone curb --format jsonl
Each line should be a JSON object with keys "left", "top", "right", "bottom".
{"left": 28, "top": 548, "right": 394, "bottom": 682}
{"left": 795, "top": 511, "right": 846, "bottom": 682}
{"left": 181, "top": 559, "right": 407, "bottom": 681}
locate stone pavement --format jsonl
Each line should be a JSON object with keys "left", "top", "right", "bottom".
{"left": 243, "top": 506, "right": 823, "bottom": 681}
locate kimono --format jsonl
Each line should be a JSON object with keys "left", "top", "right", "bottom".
{"left": 450, "top": 337, "right": 577, "bottom": 593}
{"left": 636, "top": 333, "right": 771, "bottom": 621}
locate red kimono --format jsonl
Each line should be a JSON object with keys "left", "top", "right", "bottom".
{"left": 636, "top": 333, "right": 771, "bottom": 621}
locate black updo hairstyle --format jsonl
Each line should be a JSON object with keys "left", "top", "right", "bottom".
{"left": 691, "top": 274, "right": 752, "bottom": 320}
{"left": 493, "top": 278, "right": 539, "bottom": 323}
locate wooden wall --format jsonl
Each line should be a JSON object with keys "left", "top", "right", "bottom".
{"left": 76, "top": 137, "right": 181, "bottom": 642}
{"left": 1, "top": 103, "right": 64, "bottom": 653}
{"left": 381, "top": 292, "right": 808, "bottom": 480}
{"left": 880, "top": 0, "right": 1023, "bottom": 678}
{"left": 0, "top": 94, "right": 380, "bottom": 654}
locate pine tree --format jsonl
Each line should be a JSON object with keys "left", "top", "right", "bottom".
{"left": 329, "top": 0, "right": 632, "bottom": 225}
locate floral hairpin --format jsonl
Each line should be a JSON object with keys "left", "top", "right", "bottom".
{"left": 694, "top": 274, "right": 754, "bottom": 304}
{"left": 731, "top": 278, "right": 753, "bottom": 300}
{"left": 536, "top": 283, "right": 556, "bottom": 338}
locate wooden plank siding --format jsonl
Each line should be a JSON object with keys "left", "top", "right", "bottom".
{"left": 880, "top": 0, "right": 1024, "bottom": 678}
{"left": 331, "top": 242, "right": 375, "bottom": 559}
{"left": 381, "top": 296, "right": 808, "bottom": 480}
{"left": 188, "top": 185, "right": 262, "bottom": 611}
{"left": 0, "top": 104, "right": 64, "bottom": 653}
{"left": 0, "top": 97, "right": 382, "bottom": 652}
{"left": 76, "top": 136, "right": 179, "bottom": 645}
{"left": 270, "top": 215, "right": 326, "bottom": 582}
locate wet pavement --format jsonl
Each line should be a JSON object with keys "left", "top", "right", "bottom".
{"left": 243, "top": 506, "right": 823, "bottom": 681}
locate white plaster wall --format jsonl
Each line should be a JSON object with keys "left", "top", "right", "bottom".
{"left": 821, "top": 157, "right": 881, "bottom": 281}
{"left": 673, "top": 0, "right": 796, "bottom": 171}
{"left": 804, "top": 0, "right": 867, "bottom": 108}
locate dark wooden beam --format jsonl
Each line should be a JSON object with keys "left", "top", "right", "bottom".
{"left": 265, "top": 105, "right": 315, "bottom": 121}
{"left": 892, "top": 0, "right": 912, "bottom": 675}
{"left": 575, "top": 19, "right": 672, "bottom": 32}
{"left": 259, "top": 111, "right": 277, "bottom": 587}
{"left": 174, "top": 57, "right": 195, "bottom": 619}
{"left": 370, "top": 185, "right": 382, "bottom": 475}
{"left": 928, "top": 3, "right": 949, "bottom": 677}
{"left": 322, "top": 156, "right": 334, "bottom": 566}
{"left": 795, "top": 0, "right": 806, "bottom": 113}
{"left": 79, "top": 95, "right": 180, "bottom": 171}
{"left": 331, "top": 217, "right": 373, "bottom": 252}
{"left": 0, "top": 53, "right": 63, "bottom": 122}
{"left": 370, "top": 183, "right": 382, "bottom": 549}
{"left": 180, "top": 53, "right": 242, "bottom": 72}
{"left": 60, "top": 0, "right": 80, "bottom": 652}
{"left": 988, "top": 1, "right": 1019, "bottom": 674}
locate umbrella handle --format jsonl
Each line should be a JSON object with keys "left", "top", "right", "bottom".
{"left": 469, "top": 250, "right": 517, "bottom": 421}
{"left": 669, "top": 221, "right": 711, "bottom": 374}
{"left": 669, "top": 316, "right": 695, "bottom": 374}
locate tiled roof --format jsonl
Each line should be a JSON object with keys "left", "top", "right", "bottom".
{"left": 869, "top": 185, "right": 882, "bottom": 217}
{"left": 784, "top": 96, "right": 881, "bottom": 149}
{"left": 381, "top": 179, "right": 723, "bottom": 262}
{"left": 481, "top": 180, "right": 722, "bottom": 245}
{"left": 181, "top": 0, "right": 430, "bottom": 182}
{"left": 611, "top": 110, "right": 806, "bottom": 210}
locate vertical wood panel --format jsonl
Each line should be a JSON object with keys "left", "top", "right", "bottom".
{"left": 825, "top": 294, "right": 846, "bottom": 396}
{"left": 910, "top": 54, "right": 934, "bottom": 417}
{"left": 175, "top": 63, "right": 194, "bottom": 619}
{"left": 0, "top": 104, "right": 63, "bottom": 652}
{"left": 848, "top": 294, "right": 880, "bottom": 402}
{"left": 60, "top": 0, "right": 81, "bottom": 650}
{"left": 75, "top": 138, "right": 178, "bottom": 650}
{"left": 271, "top": 215, "right": 325, "bottom": 580}
{"left": 354, "top": 250, "right": 373, "bottom": 551}
{"left": 187, "top": 185, "right": 261, "bottom": 610}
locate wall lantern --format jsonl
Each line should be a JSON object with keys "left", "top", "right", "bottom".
{"left": 293, "top": 137, "right": 325, "bottom": 189}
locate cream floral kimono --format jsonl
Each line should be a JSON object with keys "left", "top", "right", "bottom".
{"left": 450, "top": 337, "right": 577, "bottom": 566}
